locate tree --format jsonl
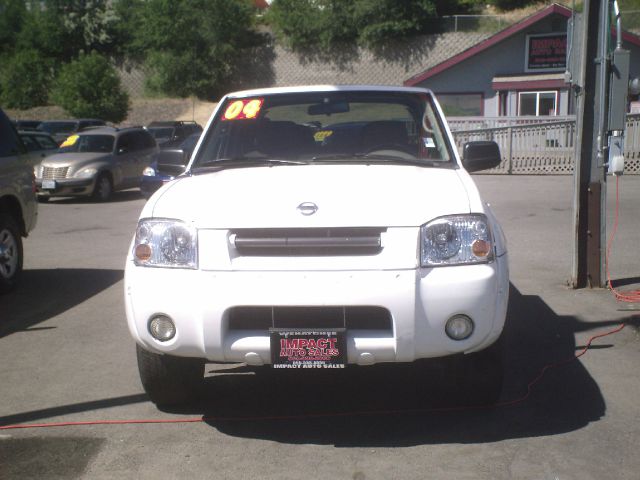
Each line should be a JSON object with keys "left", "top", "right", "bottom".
{"left": 51, "top": 52, "right": 129, "bottom": 123}
{"left": 0, "top": 0, "right": 27, "bottom": 58}
{"left": 267, "top": 0, "right": 466, "bottom": 53}
{"left": 0, "top": 49, "right": 53, "bottom": 109}
{"left": 125, "top": 0, "right": 265, "bottom": 99}
{"left": 17, "top": 0, "right": 121, "bottom": 67}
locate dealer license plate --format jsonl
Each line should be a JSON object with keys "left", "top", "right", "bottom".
{"left": 42, "top": 180, "right": 56, "bottom": 190}
{"left": 270, "top": 329, "right": 346, "bottom": 369}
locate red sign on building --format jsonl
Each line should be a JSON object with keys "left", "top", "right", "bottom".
{"left": 526, "top": 33, "right": 567, "bottom": 72}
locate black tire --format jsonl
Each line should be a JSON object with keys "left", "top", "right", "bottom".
{"left": 136, "top": 344, "right": 204, "bottom": 406}
{"left": 92, "top": 173, "right": 113, "bottom": 202}
{"left": 0, "top": 213, "right": 23, "bottom": 294}
{"left": 441, "top": 337, "right": 504, "bottom": 406}
{"left": 37, "top": 195, "right": 50, "bottom": 203}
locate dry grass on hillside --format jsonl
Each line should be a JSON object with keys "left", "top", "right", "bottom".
{"left": 6, "top": 97, "right": 217, "bottom": 128}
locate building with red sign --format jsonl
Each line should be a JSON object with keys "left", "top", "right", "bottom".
{"left": 404, "top": 3, "right": 640, "bottom": 118}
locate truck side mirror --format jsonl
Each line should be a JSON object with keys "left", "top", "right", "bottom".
{"left": 462, "top": 141, "right": 502, "bottom": 173}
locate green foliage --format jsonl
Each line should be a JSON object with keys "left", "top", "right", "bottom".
{"left": 354, "top": 0, "right": 438, "bottom": 48}
{"left": 0, "top": 0, "right": 26, "bottom": 57}
{"left": 268, "top": 0, "right": 448, "bottom": 52}
{"left": 16, "top": 0, "right": 119, "bottom": 67}
{"left": 0, "top": 49, "right": 52, "bottom": 109}
{"left": 51, "top": 52, "right": 129, "bottom": 123}
{"left": 129, "top": 0, "right": 264, "bottom": 99}
{"left": 486, "top": 0, "right": 532, "bottom": 11}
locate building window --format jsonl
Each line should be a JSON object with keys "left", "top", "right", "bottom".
{"left": 518, "top": 91, "right": 557, "bottom": 116}
{"left": 436, "top": 93, "right": 483, "bottom": 117}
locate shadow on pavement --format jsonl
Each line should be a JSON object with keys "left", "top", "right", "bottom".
{"left": 0, "top": 268, "right": 123, "bottom": 339}
{"left": 1, "top": 284, "right": 637, "bottom": 447}
{"left": 0, "top": 394, "right": 148, "bottom": 427}
{"left": 43, "top": 189, "right": 144, "bottom": 204}
{"left": 178, "top": 283, "right": 637, "bottom": 446}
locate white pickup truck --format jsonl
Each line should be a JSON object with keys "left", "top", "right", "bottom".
{"left": 125, "top": 85, "right": 509, "bottom": 406}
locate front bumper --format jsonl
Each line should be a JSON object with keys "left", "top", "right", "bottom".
{"left": 124, "top": 256, "right": 509, "bottom": 365}
{"left": 36, "top": 177, "right": 95, "bottom": 197}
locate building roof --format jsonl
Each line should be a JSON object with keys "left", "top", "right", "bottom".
{"left": 405, "top": 3, "right": 640, "bottom": 87}
{"left": 404, "top": 3, "right": 574, "bottom": 86}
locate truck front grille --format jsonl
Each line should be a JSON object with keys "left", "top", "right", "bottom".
{"left": 230, "top": 228, "right": 385, "bottom": 256}
{"left": 227, "top": 306, "right": 393, "bottom": 331}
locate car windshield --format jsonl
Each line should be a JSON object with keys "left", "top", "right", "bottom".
{"left": 38, "top": 121, "right": 77, "bottom": 135}
{"left": 148, "top": 127, "right": 174, "bottom": 140}
{"left": 191, "top": 90, "right": 453, "bottom": 170}
{"left": 58, "top": 134, "right": 114, "bottom": 153}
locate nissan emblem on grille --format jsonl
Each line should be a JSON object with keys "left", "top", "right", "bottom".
{"left": 297, "top": 202, "right": 318, "bottom": 216}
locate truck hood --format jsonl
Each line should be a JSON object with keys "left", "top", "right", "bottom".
{"left": 147, "top": 164, "right": 474, "bottom": 228}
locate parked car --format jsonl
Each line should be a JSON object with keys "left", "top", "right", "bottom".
{"left": 19, "top": 130, "right": 59, "bottom": 163}
{"left": 35, "top": 126, "right": 158, "bottom": 202}
{"left": 140, "top": 132, "right": 201, "bottom": 198}
{"left": 13, "top": 119, "right": 42, "bottom": 131}
{"left": 37, "top": 119, "right": 106, "bottom": 145}
{"left": 145, "top": 120, "right": 202, "bottom": 149}
{"left": 0, "top": 108, "right": 38, "bottom": 293}
{"left": 125, "top": 85, "right": 508, "bottom": 407}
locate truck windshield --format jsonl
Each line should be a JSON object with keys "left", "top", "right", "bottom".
{"left": 191, "top": 90, "right": 453, "bottom": 169}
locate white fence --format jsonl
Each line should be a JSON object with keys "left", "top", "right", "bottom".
{"left": 449, "top": 115, "right": 640, "bottom": 174}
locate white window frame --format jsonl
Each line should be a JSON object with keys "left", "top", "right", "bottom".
{"left": 517, "top": 91, "right": 558, "bottom": 116}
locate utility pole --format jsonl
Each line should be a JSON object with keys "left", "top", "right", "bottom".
{"left": 572, "top": 0, "right": 629, "bottom": 288}
{"left": 572, "top": 0, "right": 613, "bottom": 288}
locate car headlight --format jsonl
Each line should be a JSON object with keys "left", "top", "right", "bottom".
{"left": 133, "top": 219, "right": 198, "bottom": 269}
{"left": 420, "top": 214, "right": 493, "bottom": 267}
{"left": 74, "top": 167, "right": 98, "bottom": 178}
{"left": 143, "top": 166, "right": 156, "bottom": 176}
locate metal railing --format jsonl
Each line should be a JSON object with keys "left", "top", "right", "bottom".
{"left": 449, "top": 115, "right": 640, "bottom": 174}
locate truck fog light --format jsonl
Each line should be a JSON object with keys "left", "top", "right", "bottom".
{"left": 149, "top": 315, "right": 176, "bottom": 341}
{"left": 445, "top": 315, "right": 474, "bottom": 340}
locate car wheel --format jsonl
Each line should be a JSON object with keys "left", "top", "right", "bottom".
{"left": 136, "top": 344, "right": 204, "bottom": 406}
{"left": 92, "top": 173, "right": 113, "bottom": 202}
{"left": 37, "top": 195, "right": 50, "bottom": 203}
{"left": 0, "top": 213, "right": 23, "bottom": 294}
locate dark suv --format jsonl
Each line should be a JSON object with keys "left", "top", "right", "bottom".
{"left": 0, "top": 108, "right": 38, "bottom": 293}
{"left": 35, "top": 126, "right": 158, "bottom": 202}
{"left": 37, "top": 119, "right": 106, "bottom": 145}
{"left": 145, "top": 121, "right": 202, "bottom": 149}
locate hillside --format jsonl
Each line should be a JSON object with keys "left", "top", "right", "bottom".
{"left": 7, "top": 97, "right": 217, "bottom": 128}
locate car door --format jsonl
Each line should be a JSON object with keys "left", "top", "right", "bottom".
{"left": 114, "top": 132, "right": 138, "bottom": 189}
{"left": 0, "top": 110, "right": 37, "bottom": 234}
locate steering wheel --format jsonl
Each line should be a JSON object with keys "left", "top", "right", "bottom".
{"left": 364, "top": 143, "right": 418, "bottom": 159}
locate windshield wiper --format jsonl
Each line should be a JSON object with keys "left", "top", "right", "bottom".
{"left": 311, "top": 153, "right": 441, "bottom": 167}
{"left": 190, "top": 156, "right": 309, "bottom": 174}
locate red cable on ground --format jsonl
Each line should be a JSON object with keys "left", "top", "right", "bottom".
{"left": 606, "top": 175, "right": 640, "bottom": 302}
{"left": 0, "top": 322, "right": 627, "bottom": 431}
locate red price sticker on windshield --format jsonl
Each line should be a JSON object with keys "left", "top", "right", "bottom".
{"left": 223, "top": 98, "right": 264, "bottom": 120}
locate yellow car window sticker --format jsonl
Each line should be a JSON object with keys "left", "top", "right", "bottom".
{"left": 60, "top": 135, "right": 79, "bottom": 148}
{"left": 314, "top": 130, "right": 333, "bottom": 142}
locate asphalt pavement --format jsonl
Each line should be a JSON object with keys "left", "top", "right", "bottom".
{"left": 1, "top": 175, "right": 640, "bottom": 479}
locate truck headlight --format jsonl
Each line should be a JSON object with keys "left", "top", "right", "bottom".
{"left": 420, "top": 214, "right": 493, "bottom": 267}
{"left": 133, "top": 218, "right": 197, "bottom": 269}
